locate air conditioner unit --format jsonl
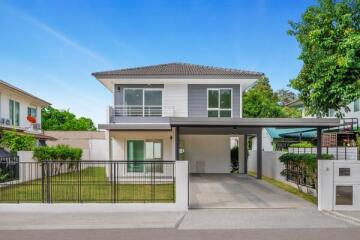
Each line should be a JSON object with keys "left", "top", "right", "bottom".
{"left": 5, "top": 119, "right": 10, "bottom": 125}
{"left": 0, "top": 118, "right": 5, "bottom": 124}
{"left": 33, "top": 123, "right": 41, "bottom": 130}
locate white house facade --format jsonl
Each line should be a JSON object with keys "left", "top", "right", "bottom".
{"left": 0, "top": 79, "right": 52, "bottom": 143}
{"left": 93, "top": 63, "right": 339, "bottom": 179}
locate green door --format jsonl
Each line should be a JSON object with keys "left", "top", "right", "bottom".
{"left": 127, "top": 140, "right": 145, "bottom": 172}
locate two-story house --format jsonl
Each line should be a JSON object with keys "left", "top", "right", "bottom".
{"left": 93, "top": 63, "right": 339, "bottom": 178}
{"left": 0, "top": 80, "right": 54, "bottom": 146}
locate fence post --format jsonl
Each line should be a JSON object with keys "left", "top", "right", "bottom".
{"left": 46, "top": 161, "right": 51, "bottom": 203}
{"left": 345, "top": 145, "right": 347, "bottom": 160}
{"left": 78, "top": 161, "right": 81, "bottom": 203}
{"left": 151, "top": 162, "right": 155, "bottom": 203}
{"left": 41, "top": 163, "right": 45, "bottom": 203}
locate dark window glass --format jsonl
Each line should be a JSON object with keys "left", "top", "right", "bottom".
{"left": 220, "top": 110, "right": 231, "bottom": 117}
{"left": 336, "top": 186, "right": 353, "bottom": 205}
{"left": 339, "top": 168, "right": 350, "bottom": 176}
{"left": 208, "top": 110, "right": 219, "bottom": 117}
{"left": 220, "top": 89, "right": 231, "bottom": 109}
{"left": 208, "top": 90, "right": 219, "bottom": 108}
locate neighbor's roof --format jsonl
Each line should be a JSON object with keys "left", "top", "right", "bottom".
{"left": 266, "top": 128, "right": 316, "bottom": 139}
{"left": 0, "top": 80, "right": 51, "bottom": 107}
{"left": 92, "top": 62, "right": 264, "bottom": 79}
{"left": 285, "top": 99, "right": 304, "bottom": 107}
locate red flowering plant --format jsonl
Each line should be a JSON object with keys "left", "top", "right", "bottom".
{"left": 27, "top": 115, "right": 36, "bottom": 124}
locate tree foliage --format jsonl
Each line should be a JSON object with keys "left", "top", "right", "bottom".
{"left": 0, "top": 130, "right": 36, "bottom": 153}
{"left": 275, "top": 89, "right": 298, "bottom": 106}
{"left": 243, "top": 77, "right": 301, "bottom": 118}
{"left": 288, "top": 0, "right": 360, "bottom": 117}
{"left": 42, "top": 106, "right": 96, "bottom": 131}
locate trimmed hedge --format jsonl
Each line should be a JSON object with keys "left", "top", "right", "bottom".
{"left": 279, "top": 153, "right": 333, "bottom": 164}
{"left": 279, "top": 153, "right": 333, "bottom": 188}
{"left": 33, "top": 145, "right": 82, "bottom": 162}
{"left": 289, "top": 141, "right": 314, "bottom": 148}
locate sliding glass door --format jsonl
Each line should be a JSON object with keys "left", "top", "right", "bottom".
{"left": 127, "top": 140, "right": 163, "bottom": 173}
{"left": 127, "top": 140, "right": 145, "bottom": 172}
{"left": 124, "top": 89, "right": 162, "bottom": 117}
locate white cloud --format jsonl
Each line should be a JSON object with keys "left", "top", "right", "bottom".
{"left": 3, "top": 4, "right": 111, "bottom": 66}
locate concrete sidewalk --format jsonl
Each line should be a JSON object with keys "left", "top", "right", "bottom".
{"left": 179, "top": 209, "right": 356, "bottom": 229}
{"left": 0, "top": 212, "right": 185, "bottom": 230}
{"left": 0, "top": 209, "right": 357, "bottom": 230}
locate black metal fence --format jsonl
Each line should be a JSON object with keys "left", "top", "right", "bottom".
{"left": 0, "top": 160, "right": 175, "bottom": 203}
{"left": 283, "top": 161, "right": 316, "bottom": 189}
{"left": 0, "top": 156, "right": 19, "bottom": 183}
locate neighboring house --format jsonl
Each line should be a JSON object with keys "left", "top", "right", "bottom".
{"left": 0, "top": 79, "right": 55, "bottom": 146}
{"left": 252, "top": 99, "right": 360, "bottom": 152}
{"left": 286, "top": 99, "right": 359, "bottom": 147}
{"left": 251, "top": 128, "right": 316, "bottom": 151}
{"left": 92, "top": 62, "right": 339, "bottom": 177}
{"left": 286, "top": 98, "right": 360, "bottom": 122}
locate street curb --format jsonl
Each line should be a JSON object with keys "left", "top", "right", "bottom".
{"left": 321, "top": 210, "right": 360, "bottom": 226}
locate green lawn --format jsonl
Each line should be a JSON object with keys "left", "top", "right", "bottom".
{"left": 0, "top": 167, "right": 175, "bottom": 203}
{"left": 248, "top": 171, "right": 317, "bottom": 204}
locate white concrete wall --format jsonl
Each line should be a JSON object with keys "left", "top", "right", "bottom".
{"left": 318, "top": 160, "right": 360, "bottom": 211}
{"left": 251, "top": 128, "right": 273, "bottom": 151}
{"left": 182, "top": 135, "right": 236, "bottom": 173}
{"left": 163, "top": 84, "right": 188, "bottom": 117}
{"left": 248, "top": 150, "right": 286, "bottom": 181}
{"left": 289, "top": 147, "right": 358, "bottom": 160}
{"left": 88, "top": 139, "right": 107, "bottom": 160}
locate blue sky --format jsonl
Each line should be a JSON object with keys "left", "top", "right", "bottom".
{"left": 0, "top": 0, "right": 315, "bottom": 124}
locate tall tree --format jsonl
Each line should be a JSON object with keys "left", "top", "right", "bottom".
{"left": 275, "top": 89, "right": 298, "bottom": 106}
{"left": 244, "top": 77, "right": 282, "bottom": 117}
{"left": 288, "top": 0, "right": 360, "bottom": 117}
{"left": 42, "top": 106, "right": 96, "bottom": 131}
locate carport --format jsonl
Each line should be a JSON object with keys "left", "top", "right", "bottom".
{"left": 171, "top": 117, "right": 340, "bottom": 179}
{"left": 170, "top": 117, "right": 340, "bottom": 208}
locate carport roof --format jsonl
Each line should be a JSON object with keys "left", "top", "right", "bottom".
{"left": 99, "top": 117, "right": 340, "bottom": 130}
{"left": 169, "top": 117, "right": 340, "bottom": 128}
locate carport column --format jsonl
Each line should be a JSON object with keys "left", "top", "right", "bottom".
{"left": 317, "top": 127, "right": 322, "bottom": 159}
{"left": 244, "top": 134, "right": 248, "bottom": 174}
{"left": 175, "top": 126, "right": 180, "bottom": 160}
{"left": 256, "top": 128, "right": 262, "bottom": 179}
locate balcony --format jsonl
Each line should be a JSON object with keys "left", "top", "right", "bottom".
{"left": 109, "top": 105, "right": 175, "bottom": 123}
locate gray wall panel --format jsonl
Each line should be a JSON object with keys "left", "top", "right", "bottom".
{"left": 188, "top": 84, "right": 240, "bottom": 118}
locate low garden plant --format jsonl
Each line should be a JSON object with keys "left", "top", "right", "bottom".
{"left": 288, "top": 141, "right": 314, "bottom": 148}
{"left": 33, "top": 145, "right": 82, "bottom": 174}
{"left": 0, "top": 130, "right": 36, "bottom": 153}
{"left": 279, "top": 152, "right": 333, "bottom": 190}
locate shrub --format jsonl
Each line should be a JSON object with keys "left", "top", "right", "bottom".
{"left": 289, "top": 141, "right": 314, "bottom": 148}
{"left": 33, "top": 145, "right": 82, "bottom": 162}
{"left": 0, "top": 130, "right": 36, "bottom": 153}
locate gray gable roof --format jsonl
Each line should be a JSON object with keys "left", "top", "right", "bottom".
{"left": 92, "top": 62, "right": 264, "bottom": 79}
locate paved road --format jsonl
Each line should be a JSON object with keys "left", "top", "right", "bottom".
{"left": 1, "top": 228, "right": 360, "bottom": 240}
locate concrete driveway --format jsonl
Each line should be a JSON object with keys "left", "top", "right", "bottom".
{"left": 189, "top": 174, "right": 314, "bottom": 209}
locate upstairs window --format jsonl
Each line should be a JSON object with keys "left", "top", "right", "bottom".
{"left": 124, "top": 88, "right": 162, "bottom": 116}
{"left": 27, "top": 107, "right": 37, "bottom": 123}
{"left": 354, "top": 99, "right": 360, "bottom": 112}
{"left": 207, "top": 88, "right": 232, "bottom": 117}
{"left": 9, "top": 100, "right": 20, "bottom": 126}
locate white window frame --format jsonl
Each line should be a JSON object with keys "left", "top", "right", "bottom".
{"left": 125, "top": 139, "right": 164, "bottom": 174}
{"left": 354, "top": 99, "right": 360, "bottom": 112}
{"left": 207, "top": 88, "right": 233, "bottom": 118}
{"left": 123, "top": 88, "right": 163, "bottom": 117}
